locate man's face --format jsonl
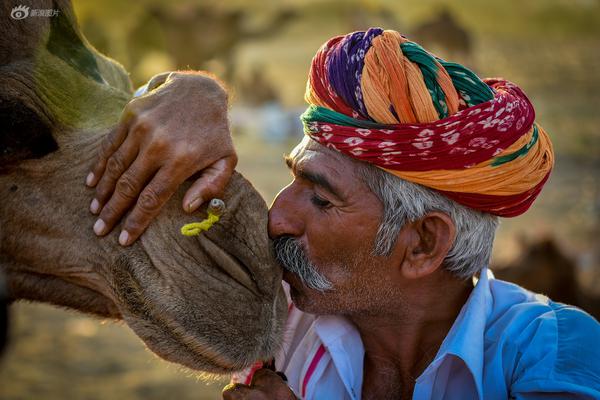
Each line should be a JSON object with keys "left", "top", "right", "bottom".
{"left": 268, "top": 137, "right": 395, "bottom": 315}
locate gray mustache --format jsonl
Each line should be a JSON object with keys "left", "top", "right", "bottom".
{"left": 273, "top": 237, "right": 333, "bottom": 292}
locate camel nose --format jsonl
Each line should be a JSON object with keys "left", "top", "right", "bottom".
{"left": 268, "top": 183, "right": 305, "bottom": 240}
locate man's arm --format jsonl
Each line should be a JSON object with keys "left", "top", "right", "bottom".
{"left": 509, "top": 305, "right": 600, "bottom": 400}
{"left": 85, "top": 71, "right": 237, "bottom": 245}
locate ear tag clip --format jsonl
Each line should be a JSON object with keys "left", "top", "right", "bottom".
{"left": 180, "top": 198, "right": 225, "bottom": 237}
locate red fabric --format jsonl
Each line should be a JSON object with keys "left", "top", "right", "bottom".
{"left": 437, "top": 170, "right": 551, "bottom": 217}
{"left": 243, "top": 361, "right": 265, "bottom": 385}
{"left": 302, "top": 344, "right": 326, "bottom": 398}
{"left": 306, "top": 79, "right": 535, "bottom": 172}
{"left": 309, "top": 36, "right": 356, "bottom": 118}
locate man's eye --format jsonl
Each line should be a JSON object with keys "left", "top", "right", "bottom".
{"left": 311, "top": 195, "right": 331, "bottom": 208}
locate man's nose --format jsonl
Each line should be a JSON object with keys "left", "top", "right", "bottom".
{"left": 268, "top": 184, "right": 305, "bottom": 240}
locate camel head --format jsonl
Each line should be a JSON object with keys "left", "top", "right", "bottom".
{"left": 0, "top": 0, "right": 286, "bottom": 373}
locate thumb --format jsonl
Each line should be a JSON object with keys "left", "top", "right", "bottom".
{"left": 182, "top": 155, "right": 237, "bottom": 213}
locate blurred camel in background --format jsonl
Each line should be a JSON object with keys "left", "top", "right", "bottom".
{"left": 411, "top": 7, "right": 473, "bottom": 65}
{"left": 127, "top": 4, "right": 296, "bottom": 83}
{"left": 494, "top": 237, "right": 600, "bottom": 320}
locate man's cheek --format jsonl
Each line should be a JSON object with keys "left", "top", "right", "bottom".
{"left": 324, "top": 264, "right": 353, "bottom": 285}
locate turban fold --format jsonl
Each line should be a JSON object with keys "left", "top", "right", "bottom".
{"left": 301, "top": 28, "right": 554, "bottom": 217}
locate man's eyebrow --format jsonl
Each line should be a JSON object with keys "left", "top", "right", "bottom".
{"left": 284, "top": 154, "right": 344, "bottom": 200}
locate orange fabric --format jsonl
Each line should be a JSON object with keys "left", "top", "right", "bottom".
{"left": 384, "top": 125, "right": 554, "bottom": 196}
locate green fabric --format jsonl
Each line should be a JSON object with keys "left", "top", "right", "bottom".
{"left": 437, "top": 60, "right": 495, "bottom": 106}
{"left": 491, "top": 124, "right": 539, "bottom": 167}
{"left": 301, "top": 105, "right": 389, "bottom": 130}
{"left": 400, "top": 42, "right": 449, "bottom": 118}
{"left": 302, "top": 42, "right": 497, "bottom": 132}
{"left": 398, "top": 42, "right": 495, "bottom": 117}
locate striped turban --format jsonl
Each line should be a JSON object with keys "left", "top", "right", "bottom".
{"left": 301, "top": 28, "right": 554, "bottom": 217}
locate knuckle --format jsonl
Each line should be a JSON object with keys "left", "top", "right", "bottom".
{"left": 100, "top": 137, "right": 115, "bottom": 157}
{"left": 132, "top": 117, "right": 152, "bottom": 136}
{"left": 172, "top": 151, "right": 195, "bottom": 169}
{"left": 251, "top": 369, "right": 272, "bottom": 384}
{"left": 105, "top": 155, "right": 125, "bottom": 176}
{"left": 138, "top": 188, "right": 161, "bottom": 214}
{"left": 199, "top": 75, "right": 227, "bottom": 97}
{"left": 149, "top": 135, "right": 168, "bottom": 152}
{"left": 124, "top": 99, "right": 142, "bottom": 116}
{"left": 115, "top": 175, "right": 138, "bottom": 200}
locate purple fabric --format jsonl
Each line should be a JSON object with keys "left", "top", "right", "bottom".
{"left": 326, "top": 28, "right": 383, "bottom": 120}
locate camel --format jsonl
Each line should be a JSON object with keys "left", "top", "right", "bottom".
{"left": 0, "top": 0, "right": 286, "bottom": 374}
{"left": 494, "top": 237, "right": 600, "bottom": 320}
{"left": 127, "top": 4, "right": 296, "bottom": 83}
{"left": 411, "top": 7, "right": 473, "bottom": 64}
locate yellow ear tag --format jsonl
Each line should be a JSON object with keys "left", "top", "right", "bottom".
{"left": 180, "top": 198, "right": 226, "bottom": 237}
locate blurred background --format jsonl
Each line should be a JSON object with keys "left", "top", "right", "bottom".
{"left": 1, "top": 0, "right": 599, "bottom": 398}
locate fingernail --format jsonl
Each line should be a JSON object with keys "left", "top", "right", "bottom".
{"left": 86, "top": 172, "right": 95, "bottom": 186}
{"left": 188, "top": 197, "right": 202, "bottom": 213}
{"left": 90, "top": 198, "right": 100, "bottom": 214}
{"left": 93, "top": 219, "right": 106, "bottom": 236}
{"left": 118, "top": 230, "right": 129, "bottom": 246}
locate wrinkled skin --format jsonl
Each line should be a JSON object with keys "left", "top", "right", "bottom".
{"left": 86, "top": 71, "right": 238, "bottom": 245}
{"left": 0, "top": 0, "right": 286, "bottom": 373}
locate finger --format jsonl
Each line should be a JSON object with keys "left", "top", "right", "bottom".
{"left": 222, "top": 383, "right": 261, "bottom": 400}
{"left": 182, "top": 155, "right": 237, "bottom": 213}
{"left": 92, "top": 156, "right": 157, "bottom": 237}
{"left": 250, "top": 369, "right": 296, "bottom": 399}
{"left": 86, "top": 117, "right": 131, "bottom": 188}
{"left": 91, "top": 135, "right": 140, "bottom": 213}
{"left": 146, "top": 71, "right": 172, "bottom": 91}
{"left": 250, "top": 368, "right": 282, "bottom": 388}
{"left": 118, "top": 167, "right": 184, "bottom": 245}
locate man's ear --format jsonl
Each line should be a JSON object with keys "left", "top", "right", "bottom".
{"left": 398, "top": 212, "right": 456, "bottom": 280}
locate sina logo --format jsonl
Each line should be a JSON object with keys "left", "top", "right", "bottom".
{"left": 10, "top": 5, "right": 30, "bottom": 20}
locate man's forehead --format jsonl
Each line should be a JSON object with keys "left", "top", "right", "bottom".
{"left": 289, "top": 136, "right": 345, "bottom": 167}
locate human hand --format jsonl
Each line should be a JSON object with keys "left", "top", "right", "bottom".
{"left": 222, "top": 369, "right": 298, "bottom": 400}
{"left": 86, "top": 71, "right": 237, "bottom": 246}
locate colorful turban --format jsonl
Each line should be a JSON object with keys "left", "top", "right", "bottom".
{"left": 301, "top": 28, "right": 554, "bottom": 217}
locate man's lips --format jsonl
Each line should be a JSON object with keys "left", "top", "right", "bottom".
{"left": 282, "top": 270, "right": 302, "bottom": 290}
{"left": 282, "top": 269, "right": 295, "bottom": 285}
{"left": 282, "top": 270, "right": 301, "bottom": 300}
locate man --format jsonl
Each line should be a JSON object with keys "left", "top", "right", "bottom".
{"left": 85, "top": 29, "right": 600, "bottom": 399}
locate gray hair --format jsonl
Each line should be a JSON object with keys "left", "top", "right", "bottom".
{"left": 356, "top": 162, "right": 499, "bottom": 279}
{"left": 273, "top": 236, "right": 333, "bottom": 292}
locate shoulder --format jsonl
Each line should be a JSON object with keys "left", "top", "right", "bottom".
{"left": 487, "top": 279, "right": 600, "bottom": 396}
